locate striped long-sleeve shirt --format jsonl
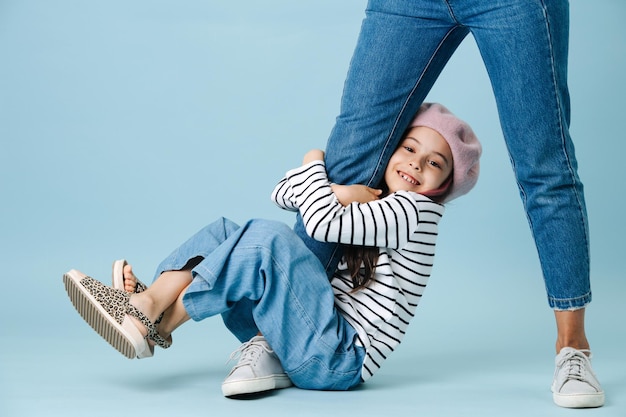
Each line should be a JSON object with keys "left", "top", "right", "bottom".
{"left": 271, "top": 160, "right": 445, "bottom": 381}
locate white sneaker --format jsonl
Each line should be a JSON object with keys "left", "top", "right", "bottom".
{"left": 222, "top": 336, "right": 293, "bottom": 397}
{"left": 551, "top": 347, "right": 604, "bottom": 408}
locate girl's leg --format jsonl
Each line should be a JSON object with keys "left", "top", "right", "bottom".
{"left": 126, "top": 217, "right": 363, "bottom": 390}
{"left": 126, "top": 269, "right": 193, "bottom": 340}
{"left": 182, "top": 218, "right": 365, "bottom": 391}
{"left": 123, "top": 217, "right": 243, "bottom": 339}
{"left": 157, "top": 280, "right": 193, "bottom": 338}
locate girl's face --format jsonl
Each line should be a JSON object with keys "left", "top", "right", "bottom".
{"left": 384, "top": 126, "right": 453, "bottom": 194}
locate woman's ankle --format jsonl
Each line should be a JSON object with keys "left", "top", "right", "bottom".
{"left": 554, "top": 309, "right": 589, "bottom": 353}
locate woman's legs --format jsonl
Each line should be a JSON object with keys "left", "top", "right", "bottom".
{"left": 468, "top": 0, "right": 591, "bottom": 313}
{"left": 555, "top": 310, "right": 588, "bottom": 352}
{"left": 466, "top": 0, "right": 593, "bottom": 353}
{"left": 289, "top": 0, "right": 600, "bottom": 406}
{"left": 295, "top": 0, "right": 469, "bottom": 276}
{"left": 461, "top": 0, "right": 602, "bottom": 407}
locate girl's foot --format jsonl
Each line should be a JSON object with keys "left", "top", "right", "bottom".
{"left": 113, "top": 264, "right": 191, "bottom": 347}
{"left": 123, "top": 263, "right": 139, "bottom": 292}
{"left": 63, "top": 270, "right": 170, "bottom": 359}
{"left": 111, "top": 261, "right": 171, "bottom": 348}
{"left": 112, "top": 259, "right": 147, "bottom": 293}
{"left": 127, "top": 294, "right": 157, "bottom": 345}
{"left": 127, "top": 289, "right": 173, "bottom": 349}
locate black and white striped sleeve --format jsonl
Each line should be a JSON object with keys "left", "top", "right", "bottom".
{"left": 271, "top": 177, "right": 299, "bottom": 212}
{"left": 286, "top": 162, "right": 435, "bottom": 250}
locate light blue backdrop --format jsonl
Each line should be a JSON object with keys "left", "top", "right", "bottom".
{"left": 1, "top": 1, "right": 624, "bottom": 416}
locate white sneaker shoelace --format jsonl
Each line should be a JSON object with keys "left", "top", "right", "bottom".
{"left": 556, "top": 348, "right": 590, "bottom": 382}
{"left": 226, "top": 338, "right": 273, "bottom": 371}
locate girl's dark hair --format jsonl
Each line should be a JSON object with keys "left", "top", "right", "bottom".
{"left": 344, "top": 245, "right": 381, "bottom": 291}
{"left": 343, "top": 178, "right": 451, "bottom": 291}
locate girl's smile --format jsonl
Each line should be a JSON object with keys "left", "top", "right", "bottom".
{"left": 397, "top": 170, "right": 420, "bottom": 186}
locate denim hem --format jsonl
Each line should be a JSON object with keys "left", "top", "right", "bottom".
{"left": 548, "top": 291, "right": 592, "bottom": 311}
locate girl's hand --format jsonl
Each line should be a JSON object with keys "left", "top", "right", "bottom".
{"left": 331, "top": 184, "right": 383, "bottom": 206}
{"left": 302, "top": 149, "right": 325, "bottom": 165}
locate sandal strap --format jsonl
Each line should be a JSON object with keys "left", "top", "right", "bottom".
{"left": 126, "top": 304, "right": 172, "bottom": 349}
{"left": 130, "top": 280, "right": 164, "bottom": 324}
{"left": 134, "top": 279, "right": 148, "bottom": 294}
{"left": 147, "top": 328, "right": 172, "bottom": 349}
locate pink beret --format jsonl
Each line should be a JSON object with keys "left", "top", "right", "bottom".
{"left": 410, "top": 103, "right": 482, "bottom": 202}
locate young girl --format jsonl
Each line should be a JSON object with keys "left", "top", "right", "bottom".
{"left": 63, "top": 103, "right": 481, "bottom": 397}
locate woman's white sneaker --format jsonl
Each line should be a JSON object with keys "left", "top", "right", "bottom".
{"left": 551, "top": 347, "right": 604, "bottom": 408}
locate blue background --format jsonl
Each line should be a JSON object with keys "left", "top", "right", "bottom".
{"left": 1, "top": 1, "right": 624, "bottom": 416}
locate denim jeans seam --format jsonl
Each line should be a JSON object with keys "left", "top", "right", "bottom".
{"left": 541, "top": 0, "right": 591, "bottom": 263}
{"left": 287, "top": 356, "right": 362, "bottom": 390}
{"left": 366, "top": 25, "right": 466, "bottom": 188}
{"left": 263, "top": 246, "right": 346, "bottom": 354}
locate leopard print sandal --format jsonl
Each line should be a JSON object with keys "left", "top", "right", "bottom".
{"left": 63, "top": 269, "right": 171, "bottom": 359}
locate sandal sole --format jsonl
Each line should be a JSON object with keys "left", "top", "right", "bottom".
{"left": 63, "top": 270, "right": 151, "bottom": 359}
{"left": 111, "top": 260, "right": 126, "bottom": 292}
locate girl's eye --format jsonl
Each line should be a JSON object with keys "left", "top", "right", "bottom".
{"left": 403, "top": 146, "right": 414, "bottom": 153}
{"left": 429, "top": 160, "right": 442, "bottom": 169}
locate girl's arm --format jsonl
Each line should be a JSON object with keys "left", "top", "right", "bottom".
{"left": 271, "top": 177, "right": 299, "bottom": 211}
{"left": 280, "top": 149, "right": 382, "bottom": 208}
{"left": 285, "top": 161, "right": 441, "bottom": 249}
{"left": 331, "top": 184, "right": 382, "bottom": 206}
{"left": 271, "top": 149, "right": 327, "bottom": 211}
{"left": 272, "top": 149, "right": 381, "bottom": 210}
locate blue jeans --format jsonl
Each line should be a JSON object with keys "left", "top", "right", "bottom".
{"left": 296, "top": 0, "right": 590, "bottom": 310}
{"left": 154, "top": 217, "right": 365, "bottom": 390}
